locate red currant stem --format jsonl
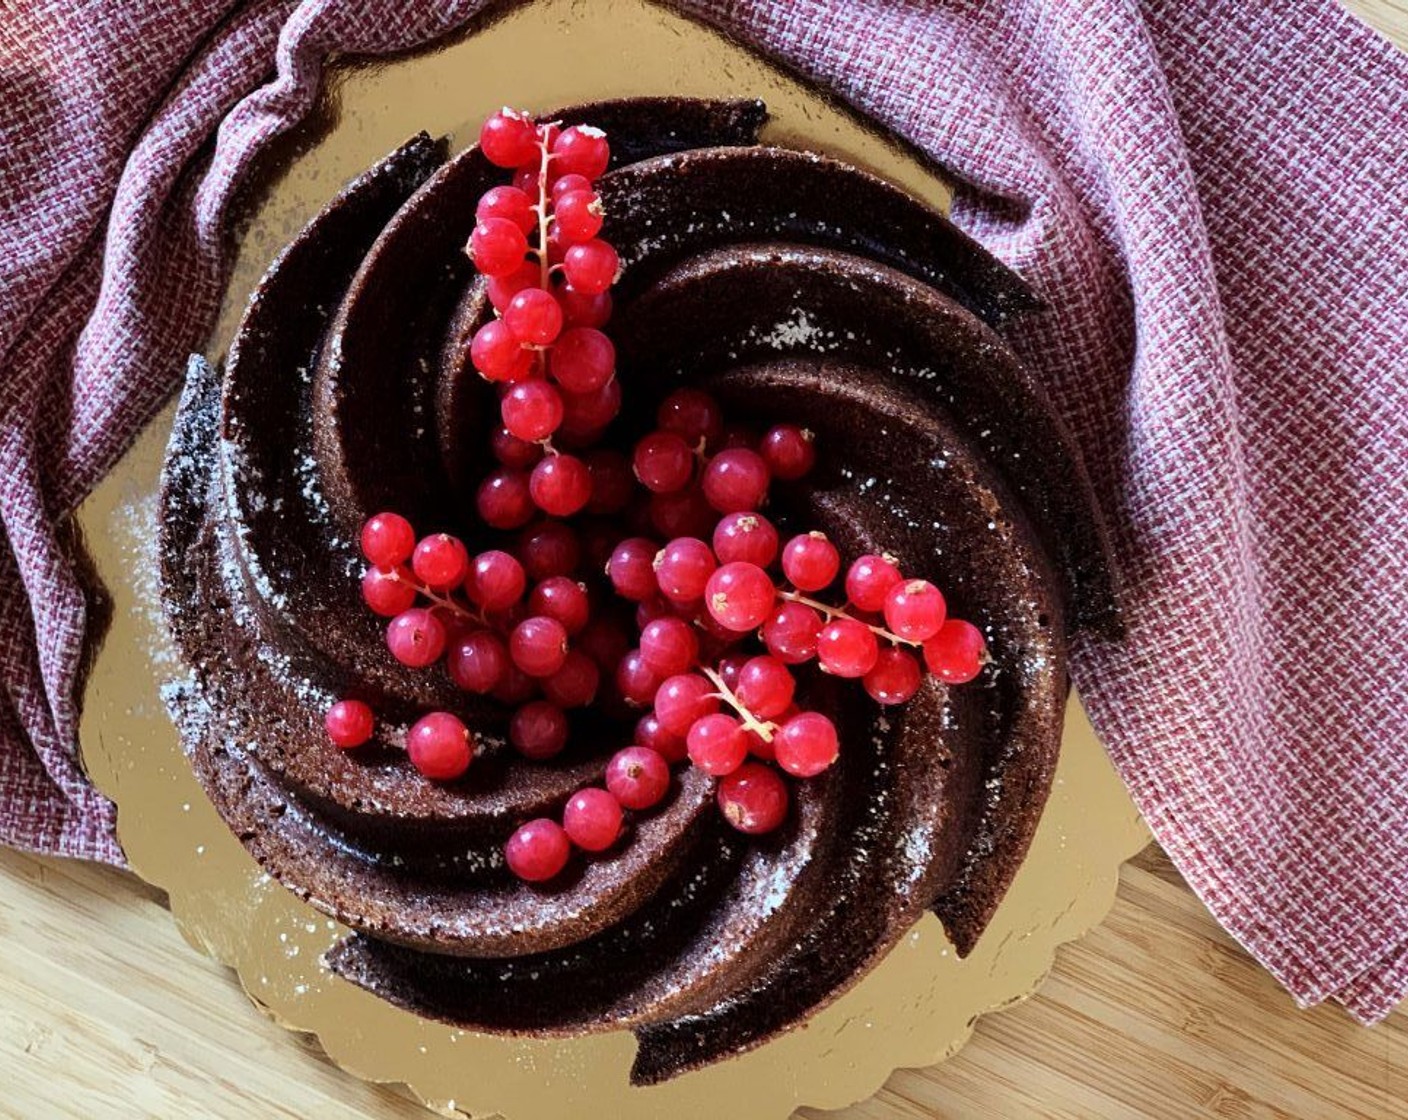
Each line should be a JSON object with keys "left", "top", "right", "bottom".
{"left": 395, "top": 569, "right": 486, "bottom": 627}
{"left": 699, "top": 665, "right": 778, "bottom": 744}
{"left": 535, "top": 136, "right": 553, "bottom": 289}
{"left": 776, "top": 587, "right": 917, "bottom": 648}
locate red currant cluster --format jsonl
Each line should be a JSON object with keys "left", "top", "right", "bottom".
{"left": 468, "top": 109, "right": 622, "bottom": 523}
{"left": 599, "top": 397, "right": 986, "bottom": 812}
{"left": 340, "top": 511, "right": 603, "bottom": 777}
{"left": 324, "top": 110, "right": 989, "bottom": 885}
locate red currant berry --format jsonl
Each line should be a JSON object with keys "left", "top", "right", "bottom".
{"left": 411, "top": 533, "right": 469, "bottom": 591}
{"left": 509, "top": 700, "right": 569, "bottom": 760}
{"left": 606, "top": 537, "right": 659, "bottom": 601}
{"left": 760, "top": 424, "right": 816, "bottom": 481}
{"left": 529, "top": 453, "right": 592, "bottom": 517}
{"left": 476, "top": 185, "right": 535, "bottom": 233}
{"left": 470, "top": 217, "right": 529, "bottom": 277}
{"left": 714, "top": 652, "right": 749, "bottom": 691}
{"left": 694, "top": 604, "right": 741, "bottom": 646}
{"left": 529, "top": 576, "right": 590, "bottom": 634}
{"left": 502, "top": 380, "right": 564, "bottom": 442}
{"left": 447, "top": 630, "right": 509, "bottom": 693}
{"left": 745, "top": 725, "right": 777, "bottom": 762}
{"left": 491, "top": 425, "right": 543, "bottom": 469}
{"left": 735, "top": 655, "right": 796, "bottom": 719}
{"left": 484, "top": 600, "right": 529, "bottom": 634}
{"left": 559, "top": 378, "right": 621, "bottom": 436}
{"left": 636, "top": 712, "right": 687, "bottom": 763}
{"left": 325, "top": 699, "right": 374, "bottom": 749}
{"left": 630, "top": 597, "right": 670, "bottom": 633}
{"left": 633, "top": 430, "right": 694, "bottom": 494}
{"left": 493, "top": 662, "right": 538, "bottom": 705}
{"left": 653, "top": 673, "right": 720, "bottom": 736}
{"left": 702, "top": 448, "right": 771, "bottom": 513}
{"left": 923, "top": 619, "right": 986, "bottom": 683}
{"left": 407, "top": 711, "right": 474, "bottom": 780}
{"left": 486, "top": 260, "right": 541, "bottom": 314}
{"left": 479, "top": 109, "right": 539, "bottom": 168}
{"left": 717, "top": 763, "right": 789, "bottom": 834}
{"left": 503, "top": 287, "right": 564, "bottom": 346}
{"left": 505, "top": 818, "right": 571, "bottom": 883}
{"left": 845, "top": 554, "right": 903, "bottom": 613}
{"left": 467, "top": 549, "right": 526, "bottom": 610}
{"left": 583, "top": 449, "right": 634, "bottom": 515}
{"left": 704, "top": 561, "right": 776, "bottom": 632}
{"left": 361, "top": 565, "right": 417, "bottom": 617}
{"left": 386, "top": 608, "right": 447, "bottom": 668}
{"left": 541, "top": 650, "right": 600, "bottom": 708}
{"left": 553, "top": 188, "right": 604, "bottom": 243}
{"left": 657, "top": 388, "right": 722, "bottom": 447}
{"left": 713, "top": 512, "right": 779, "bottom": 568}
{"left": 653, "top": 537, "right": 717, "bottom": 603}
{"left": 648, "top": 486, "right": 715, "bottom": 540}
{"left": 816, "top": 617, "right": 879, "bottom": 678}
{"left": 774, "top": 711, "right": 838, "bottom": 778}
{"left": 516, "top": 521, "right": 580, "bottom": 581}
{"left": 577, "top": 612, "right": 631, "bottom": 672}
{"left": 884, "top": 580, "right": 947, "bottom": 642}
{"left": 361, "top": 512, "right": 415, "bottom": 568}
{"left": 551, "top": 172, "right": 593, "bottom": 203}
{"left": 543, "top": 220, "right": 568, "bottom": 267}
{"left": 548, "top": 327, "right": 614, "bottom": 393}
{"left": 509, "top": 616, "right": 569, "bottom": 678}
{"left": 605, "top": 746, "right": 670, "bottom": 811}
{"left": 470, "top": 319, "right": 531, "bottom": 383}
{"left": 558, "top": 285, "right": 612, "bottom": 329}
{"left": 686, "top": 713, "right": 748, "bottom": 776}
{"left": 563, "top": 787, "right": 622, "bottom": 851}
{"left": 615, "top": 648, "right": 662, "bottom": 706}
{"left": 863, "top": 647, "right": 923, "bottom": 705}
{"left": 511, "top": 162, "right": 538, "bottom": 195}
{"left": 551, "top": 124, "right": 610, "bottom": 178}
{"left": 781, "top": 531, "right": 840, "bottom": 592}
{"left": 562, "top": 239, "right": 618, "bottom": 295}
{"left": 437, "top": 611, "right": 474, "bottom": 649}
{"left": 639, "top": 616, "right": 700, "bottom": 677}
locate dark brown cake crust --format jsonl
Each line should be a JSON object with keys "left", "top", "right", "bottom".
{"left": 158, "top": 97, "right": 1115, "bottom": 1083}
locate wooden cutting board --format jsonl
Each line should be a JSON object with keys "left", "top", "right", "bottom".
{"left": 2, "top": 2, "right": 1404, "bottom": 1117}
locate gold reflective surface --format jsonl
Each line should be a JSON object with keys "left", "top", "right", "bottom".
{"left": 77, "top": 1, "right": 1150, "bottom": 1115}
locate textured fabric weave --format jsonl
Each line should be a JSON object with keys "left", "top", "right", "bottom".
{"left": 1, "top": 0, "right": 1404, "bottom": 1022}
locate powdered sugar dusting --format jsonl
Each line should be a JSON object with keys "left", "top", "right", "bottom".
{"left": 752, "top": 308, "right": 827, "bottom": 350}
{"left": 113, "top": 491, "right": 178, "bottom": 672}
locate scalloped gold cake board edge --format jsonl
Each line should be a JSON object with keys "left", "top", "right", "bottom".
{"left": 75, "top": 1, "right": 1151, "bottom": 1116}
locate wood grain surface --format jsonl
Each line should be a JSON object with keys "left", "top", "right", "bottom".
{"left": 2, "top": 844, "right": 1403, "bottom": 1119}
{"left": 4, "top": 1, "right": 1405, "bottom": 1117}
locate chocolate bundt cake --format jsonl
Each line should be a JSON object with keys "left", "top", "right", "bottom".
{"left": 158, "top": 97, "right": 1115, "bottom": 1084}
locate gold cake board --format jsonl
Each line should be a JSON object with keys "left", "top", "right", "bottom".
{"left": 77, "top": 1, "right": 1150, "bottom": 1115}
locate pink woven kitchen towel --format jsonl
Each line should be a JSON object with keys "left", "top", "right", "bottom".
{"left": 2, "top": 0, "right": 1404, "bottom": 1021}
